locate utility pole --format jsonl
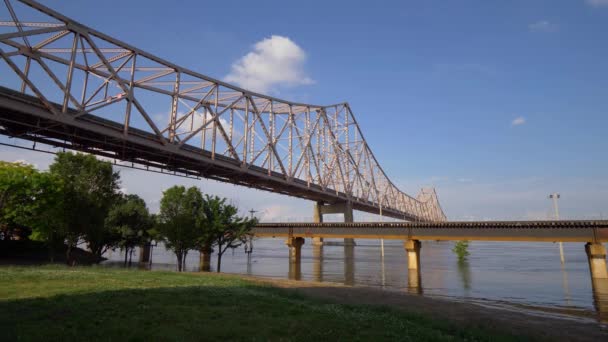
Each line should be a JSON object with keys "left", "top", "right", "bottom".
{"left": 245, "top": 209, "right": 257, "bottom": 256}
{"left": 379, "top": 204, "right": 384, "bottom": 258}
{"left": 549, "top": 193, "right": 565, "bottom": 264}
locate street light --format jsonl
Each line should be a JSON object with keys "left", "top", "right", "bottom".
{"left": 549, "top": 193, "right": 565, "bottom": 264}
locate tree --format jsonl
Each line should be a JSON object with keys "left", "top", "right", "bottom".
{"left": 157, "top": 186, "right": 202, "bottom": 271}
{"left": 0, "top": 161, "right": 36, "bottom": 239}
{"left": 197, "top": 195, "right": 257, "bottom": 273}
{"left": 106, "top": 194, "right": 152, "bottom": 266}
{"left": 452, "top": 240, "right": 470, "bottom": 261}
{"left": 0, "top": 161, "right": 64, "bottom": 259}
{"left": 49, "top": 152, "right": 120, "bottom": 264}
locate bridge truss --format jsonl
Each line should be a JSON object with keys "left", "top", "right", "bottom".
{"left": 0, "top": 0, "right": 446, "bottom": 221}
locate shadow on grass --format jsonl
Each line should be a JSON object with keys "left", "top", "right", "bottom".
{"left": 0, "top": 283, "right": 524, "bottom": 342}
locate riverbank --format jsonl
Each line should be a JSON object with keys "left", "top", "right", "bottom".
{"left": 0, "top": 266, "right": 603, "bottom": 341}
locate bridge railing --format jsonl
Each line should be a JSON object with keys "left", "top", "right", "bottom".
{"left": 0, "top": 0, "right": 445, "bottom": 221}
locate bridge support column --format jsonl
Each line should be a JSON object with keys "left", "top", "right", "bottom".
{"left": 586, "top": 243, "right": 608, "bottom": 280}
{"left": 286, "top": 237, "right": 304, "bottom": 280}
{"left": 138, "top": 243, "right": 151, "bottom": 263}
{"left": 405, "top": 240, "right": 422, "bottom": 293}
{"left": 313, "top": 201, "right": 355, "bottom": 246}
{"left": 343, "top": 202, "right": 355, "bottom": 246}
{"left": 312, "top": 201, "right": 324, "bottom": 246}
{"left": 586, "top": 243, "right": 608, "bottom": 322}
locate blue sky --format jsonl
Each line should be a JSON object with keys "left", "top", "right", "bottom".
{"left": 1, "top": 0, "right": 607, "bottom": 220}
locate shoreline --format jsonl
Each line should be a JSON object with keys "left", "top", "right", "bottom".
{"left": 2, "top": 265, "right": 607, "bottom": 341}
{"left": 217, "top": 272, "right": 608, "bottom": 341}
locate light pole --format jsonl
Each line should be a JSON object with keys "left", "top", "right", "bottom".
{"left": 549, "top": 193, "right": 565, "bottom": 264}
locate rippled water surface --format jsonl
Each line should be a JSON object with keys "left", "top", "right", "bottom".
{"left": 103, "top": 238, "right": 608, "bottom": 323}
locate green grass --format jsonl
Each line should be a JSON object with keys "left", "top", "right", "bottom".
{"left": 0, "top": 266, "right": 528, "bottom": 341}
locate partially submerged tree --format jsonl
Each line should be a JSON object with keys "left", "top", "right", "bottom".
{"left": 197, "top": 195, "right": 257, "bottom": 273}
{"left": 157, "top": 186, "right": 202, "bottom": 271}
{"left": 49, "top": 152, "right": 121, "bottom": 264}
{"left": 106, "top": 194, "right": 152, "bottom": 266}
{"left": 452, "top": 240, "right": 470, "bottom": 262}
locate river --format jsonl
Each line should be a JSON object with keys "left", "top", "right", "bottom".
{"left": 102, "top": 238, "right": 608, "bottom": 324}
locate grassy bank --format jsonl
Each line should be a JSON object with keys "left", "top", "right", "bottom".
{"left": 0, "top": 266, "right": 525, "bottom": 341}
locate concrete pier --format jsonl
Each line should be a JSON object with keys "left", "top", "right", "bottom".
{"left": 404, "top": 240, "right": 422, "bottom": 293}
{"left": 286, "top": 237, "right": 304, "bottom": 280}
{"left": 312, "top": 201, "right": 355, "bottom": 246}
{"left": 286, "top": 237, "right": 305, "bottom": 264}
{"left": 312, "top": 201, "right": 324, "bottom": 246}
{"left": 586, "top": 242, "right": 608, "bottom": 322}
{"left": 586, "top": 243, "right": 608, "bottom": 279}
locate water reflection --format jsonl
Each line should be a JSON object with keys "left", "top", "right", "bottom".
{"left": 103, "top": 239, "right": 608, "bottom": 323}
{"left": 561, "top": 264, "right": 572, "bottom": 306}
{"left": 312, "top": 245, "right": 323, "bottom": 282}
{"left": 591, "top": 278, "right": 608, "bottom": 323}
{"left": 457, "top": 260, "right": 472, "bottom": 292}
{"left": 288, "top": 260, "right": 301, "bottom": 280}
{"left": 344, "top": 245, "right": 355, "bottom": 286}
{"left": 407, "top": 269, "right": 422, "bottom": 294}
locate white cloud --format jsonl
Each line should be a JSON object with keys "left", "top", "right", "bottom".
{"left": 511, "top": 116, "right": 526, "bottom": 126}
{"left": 529, "top": 20, "right": 558, "bottom": 33}
{"left": 586, "top": 0, "right": 608, "bottom": 7}
{"left": 225, "top": 35, "right": 314, "bottom": 94}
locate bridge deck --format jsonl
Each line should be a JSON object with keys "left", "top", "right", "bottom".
{"left": 253, "top": 220, "right": 608, "bottom": 242}
{"left": 0, "top": 86, "right": 417, "bottom": 221}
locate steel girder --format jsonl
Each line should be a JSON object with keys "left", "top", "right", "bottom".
{"left": 0, "top": 0, "right": 446, "bottom": 222}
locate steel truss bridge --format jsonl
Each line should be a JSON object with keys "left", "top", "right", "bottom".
{"left": 0, "top": 0, "right": 445, "bottom": 222}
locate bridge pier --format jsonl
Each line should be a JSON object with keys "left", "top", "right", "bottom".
{"left": 405, "top": 240, "right": 422, "bottom": 293}
{"left": 312, "top": 202, "right": 324, "bottom": 246}
{"left": 586, "top": 243, "right": 608, "bottom": 322}
{"left": 586, "top": 243, "right": 608, "bottom": 280}
{"left": 286, "top": 237, "right": 304, "bottom": 280}
{"left": 312, "top": 201, "right": 355, "bottom": 246}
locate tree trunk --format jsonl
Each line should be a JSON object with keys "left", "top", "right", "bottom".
{"left": 216, "top": 252, "right": 222, "bottom": 273}
{"left": 182, "top": 251, "right": 188, "bottom": 271}
{"left": 216, "top": 244, "right": 223, "bottom": 273}
{"left": 176, "top": 252, "right": 183, "bottom": 272}
{"left": 124, "top": 248, "right": 128, "bottom": 267}
{"left": 48, "top": 232, "right": 55, "bottom": 263}
{"left": 66, "top": 244, "right": 72, "bottom": 266}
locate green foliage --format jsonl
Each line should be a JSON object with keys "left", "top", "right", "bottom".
{"left": 49, "top": 152, "right": 121, "bottom": 263}
{"left": 0, "top": 161, "right": 64, "bottom": 256}
{"left": 196, "top": 194, "right": 257, "bottom": 272}
{"left": 452, "top": 240, "right": 470, "bottom": 261}
{"left": 156, "top": 187, "right": 257, "bottom": 272}
{"left": 105, "top": 194, "right": 152, "bottom": 265}
{"left": 157, "top": 186, "right": 203, "bottom": 271}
